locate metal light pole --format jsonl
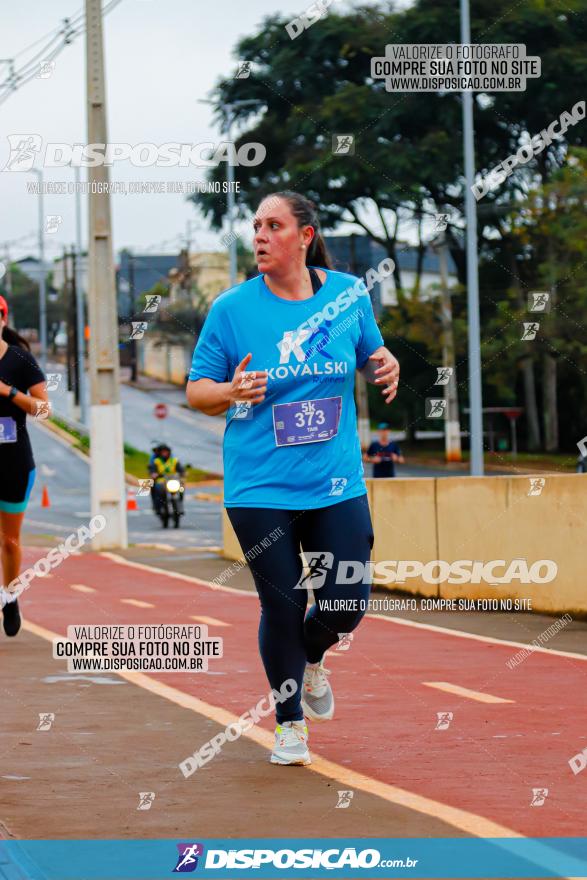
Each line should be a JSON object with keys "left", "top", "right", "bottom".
{"left": 31, "top": 168, "right": 47, "bottom": 371}
{"left": 73, "top": 163, "right": 88, "bottom": 424}
{"left": 434, "top": 233, "right": 462, "bottom": 462}
{"left": 460, "top": 0, "right": 484, "bottom": 475}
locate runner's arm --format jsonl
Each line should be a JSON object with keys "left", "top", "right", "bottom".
{"left": 186, "top": 378, "right": 232, "bottom": 416}
{"left": 0, "top": 379, "right": 49, "bottom": 416}
{"left": 186, "top": 354, "right": 268, "bottom": 416}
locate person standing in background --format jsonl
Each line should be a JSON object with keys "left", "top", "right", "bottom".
{"left": 364, "top": 422, "right": 404, "bottom": 478}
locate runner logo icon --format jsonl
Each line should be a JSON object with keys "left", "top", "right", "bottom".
{"left": 530, "top": 788, "right": 549, "bottom": 806}
{"left": 37, "top": 712, "right": 55, "bottom": 731}
{"left": 277, "top": 329, "right": 312, "bottom": 364}
{"left": 137, "top": 791, "right": 155, "bottom": 810}
{"left": 329, "top": 477, "right": 347, "bottom": 496}
{"left": 336, "top": 790, "right": 354, "bottom": 808}
{"left": 2, "top": 134, "right": 42, "bottom": 171}
{"left": 173, "top": 843, "right": 204, "bottom": 872}
{"left": 293, "top": 551, "right": 334, "bottom": 590}
{"left": 435, "top": 712, "right": 453, "bottom": 730}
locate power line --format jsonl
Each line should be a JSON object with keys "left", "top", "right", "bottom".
{"left": 0, "top": 0, "right": 123, "bottom": 105}
{"left": 12, "top": 7, "right": 85, "bottom": 59}
{"left": 7, "top": 19, "right": 77, "bottom": 85}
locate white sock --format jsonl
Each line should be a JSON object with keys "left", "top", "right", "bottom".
{"left": 0, "top": 587, "right": 18, "bottom": 608}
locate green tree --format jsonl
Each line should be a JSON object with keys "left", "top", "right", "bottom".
{"left": 191, "top": 0, "right": 587, "bottom": 450}
{"left": 0, "top": 265, "right": 64, "bottom": 337}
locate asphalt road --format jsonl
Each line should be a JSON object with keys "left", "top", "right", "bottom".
{"left": 26, "top": 367, "right": 470, "bottom": 553}
{"left": 25, "top": 421, "right": 222, "bottom": 550}
{"left": 117, "top": 380, "right": 472, "bottom": 479}
{"left": 49, "top": 362, "right": 488, "bottom": 481}
{"left": 120, "top": 381, "right": 224, "bottom": 476}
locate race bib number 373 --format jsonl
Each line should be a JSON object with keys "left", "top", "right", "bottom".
{"left": 272, "top": 396, "right": 342, "bottom": 447}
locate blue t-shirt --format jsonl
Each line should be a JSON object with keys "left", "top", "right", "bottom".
{"left": 189, "top": 269, "right": 384, "bottom": 509}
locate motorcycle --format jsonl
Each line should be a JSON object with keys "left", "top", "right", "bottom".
{"left": 152, "top": 475, "right": 185, "bottom": 529}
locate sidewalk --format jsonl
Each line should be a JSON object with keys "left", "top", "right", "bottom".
{"left": 116, "top": 544, "right": 587, "bottom": 654}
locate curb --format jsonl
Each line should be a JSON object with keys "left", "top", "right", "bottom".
{"left": 42, "top": 418, "right": 139, "bottom": 486}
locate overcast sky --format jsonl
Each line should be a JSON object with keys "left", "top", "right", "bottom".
{"left": 1, "top": 0, "right": 393, "bottom": 265}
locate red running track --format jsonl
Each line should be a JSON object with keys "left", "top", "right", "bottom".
{"left": 18, "top": 547, "right": 586, "bottom": 837}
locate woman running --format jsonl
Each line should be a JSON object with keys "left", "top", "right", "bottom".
{"left": 186, "top": 192, "right": 399, "bottom": 765}
{"left": 0, "top": 296, "right": 48, "bottom": 637}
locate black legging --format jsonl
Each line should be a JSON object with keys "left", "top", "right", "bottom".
{"left": 227, "top": 495, "right": 374, "bottom": 723}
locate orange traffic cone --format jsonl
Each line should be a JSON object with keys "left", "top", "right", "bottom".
{"left": 127, "top": 488, "right": 138, "bottom": 511}
{"left": 41, "top": 485, "right": 50, "bottom": 508}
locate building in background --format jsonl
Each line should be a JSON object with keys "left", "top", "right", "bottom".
{"left": 324, "top": 234, "right": 458, "bottom": 315}
{"left": 116, "top": 252, "right": 178, "bottom": 316}
{"left": 168, "top": 250, "right": 242, "bottom": 306}
{"left": 52, "top": 254, "right": 88, "bottom": 293}
{"left": 13, "top": 256, "right": 44, "bottom": 284}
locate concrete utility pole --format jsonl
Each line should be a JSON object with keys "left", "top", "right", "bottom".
{"left": 437, "top": 236, "right": 462, "bottom": 462}
{"left": 85, "top": 0, "right": 127, "bottom": 548}
{"left": 461, "top": 0, "right": 484, "bottom": 475}
{"left": 31, "top": 168, "right": 47, "bottom": 371}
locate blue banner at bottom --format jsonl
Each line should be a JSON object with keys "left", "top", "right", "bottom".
{"left": 2, "top": 838, "right": 586, "bottom": 879}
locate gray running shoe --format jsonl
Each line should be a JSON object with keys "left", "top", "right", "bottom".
{"left": 270, "top": 721, "right": 311, "bottom": 765}
{"left": 301, "top": 660, "right": 334, "bottom": 722}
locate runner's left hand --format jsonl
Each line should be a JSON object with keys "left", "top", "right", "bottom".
{"left": 368, "top": 347, "right": 399, "bottom": 404}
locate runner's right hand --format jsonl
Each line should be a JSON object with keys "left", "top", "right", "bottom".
{"left": 229, "top": 353, "right": 268, "bottom": 405}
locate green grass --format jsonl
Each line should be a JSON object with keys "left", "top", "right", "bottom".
{"left": 49, "top": 417, "right": 219, "bottom": 483}
{"left": 393, "top": 445, "right": 578, "bottom": 471}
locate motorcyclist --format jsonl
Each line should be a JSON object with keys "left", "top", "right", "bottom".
{"left": 149, "top": 444, "right": 185, "bottom": 514}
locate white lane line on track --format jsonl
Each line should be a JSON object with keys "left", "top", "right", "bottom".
{"left": 120, "top": 598, "right": 155, "bottom": 609}
{"left": 422, "top": 682, "right": 515, "bottom": 704}
{"left": 134, "top": 543, "right": 176, "bottom": 551}
{"left": 70, "top": 584, "right": 96, "bottom": 594}
{"left": 26, "top": 519, "right": 75, "bottom": 534}
{"left": 19, "top": 617, "right": 586, "bottom": 877}
{"left": 100, "top": 552, "right": 252, "bottom": 597}
{"left": 100, "top": 553, "right": 587, "bottom": 663}
{"left": 366, "top": 613, "right": 587, "bottom": 662}
{"left": 190, "top": 615, "right": 231, "bottom": 627}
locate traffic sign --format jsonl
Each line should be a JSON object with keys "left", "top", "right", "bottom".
{"left": 154, "top": 403, "right": 168, "bottom": 420}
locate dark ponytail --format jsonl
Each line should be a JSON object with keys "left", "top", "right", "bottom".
{"left": 2, "top": 326, "right": 31, "bottom": 351}
{"left": 266, "top": 190, "right": 334, "bottom": 269}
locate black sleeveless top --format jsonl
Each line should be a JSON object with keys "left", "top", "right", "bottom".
{"left": 309, "top": 267, "right": 323, "bottom": 294}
